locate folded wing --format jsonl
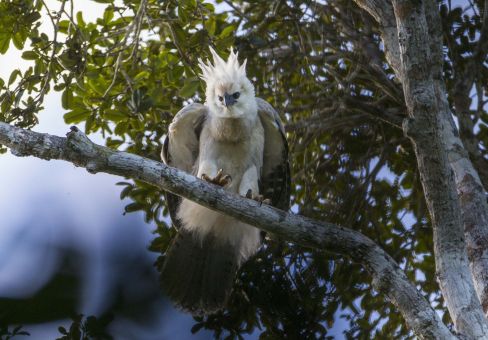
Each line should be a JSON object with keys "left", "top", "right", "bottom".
{"left": 161, "top": 103, "right": 207, "bottom": 228}
{"left": 257, "top": 98, "right": 291, "bottom": 211}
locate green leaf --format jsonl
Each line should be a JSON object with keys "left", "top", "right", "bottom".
{"left": 85, "top": 114, "right": 96, "bottom": 133}
{"left": 172, "top": 25, "right": 187, "bottom": 46}
{"left": 104, "top": 109, "right": 127, "bottom": 122}
{"left": 53, "top": 83, "right": 66, "bottom": 91}
{"left": 118, "top": 185, "right": 132, "bottom": 199}
{"left": 64, "top": 109, "right": 90, "bottom": 124}
{"left": 178, "top": 5, "right": 189, "bottom": 24}
{"left": 181, "top": 0, "right": 197, "bottom": 10}
{"left": 21, "top": 51, "right": 37, "bottom": 60}
{"left": 220, "top": 25, "right": 236, "bottom": 38}
{"left": 14, "top": 89, "right": 24, "bottom": 106}
{"left": 179, "top": 79, "right": 200, "bottom": 97}
{"left": 133, "top": 71, "right": 150, "bottom": 82}
{"left": 58, "top": 20, "right": 70, "bottom": 34}
{"left": 8, "top": 69, "right": 21, "bottom": 86}
{"left": 62, "top": 89, "right": 73, "bottom": 109}
{"left": 103, "top": 8, "right": 114, "bottom": 24}
{"left": 124, "top": 202, "right": 143, "bottom": 213}
{"left": 130, "top": 118, "right": 144, "bottom": 131}
{"left": 12, "top": 32, "right": 25, "bottom": 50}
{"left": 106, "top": 137, "right": 124, "bottom": 149}
{"left": 25, "top": 12, "right": 42, "bottom": 23}
{"left": 76, "top": 11, "right": 86, "bottom": 28}
{"left": 0, "top": 37, "right": 10, "bottom": 54}
{"left": 114, "top": 121, "right": 128, "bottom": 135}
{"left": 202, "top": 2, "right": 215, "bottom": 11}
{"left": 87, "top": 78, "right": 106, "bottom": 96}
{"left": 205, "top": 17, "right": 217, "bottom": 36}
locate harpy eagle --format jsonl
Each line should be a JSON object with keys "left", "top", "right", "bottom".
{"left": 161, "top": 48, "right": 290, "bottom": 315}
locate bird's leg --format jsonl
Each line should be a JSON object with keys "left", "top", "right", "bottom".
{"left": 245, "top": 189, "right": 272, "bottom": 206}
{"left": 239, "top": 166, "right": 270, "bottom": 205}
{"left": 201, "top": 168, "right": 232, "bottom": 187}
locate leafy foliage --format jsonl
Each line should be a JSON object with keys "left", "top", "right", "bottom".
{"left": 0, "top": 323, "right": 30, "bottom": 340}
{"left": 0, "top": 0, "right": 486, "bottom": 338}
{"left": 56, "top": 314, "right": 113, "bottom": 340}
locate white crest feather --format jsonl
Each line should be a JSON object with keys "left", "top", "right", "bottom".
{"left": 198, "top": 47, "right": 247, "bottom": 83}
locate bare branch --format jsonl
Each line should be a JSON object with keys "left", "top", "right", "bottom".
{"left": 0, "top": 121, "right": 454, "bottom": 339}
{"left": 103, "top": 0, "right": 148, "bottom": 98}
{"left": 353, "top": 0, "right": 402, "bottom": 78}
{"left": 36, "top": 0, "right": 67, "bottom": 104}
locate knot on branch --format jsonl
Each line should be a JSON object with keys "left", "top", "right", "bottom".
{"left": 66, "top": 126, "right": 96, "bottom": 153}
{"left": 371, "top": 267, "right": 395, "bottom": 295}
{"left": 402, "top": 117, "right": 421, "bottom": 139}
{"left": 447, "top": 142, "right": 470, "bottom": 164}
{"left": 86, "top": 161, "right": 101, "bottom": 174}
{"left": 402, "top": 115, "right": 438, "bottom": 144}
{"left": 66, "top": 126, "right": 107, "bottom": 172}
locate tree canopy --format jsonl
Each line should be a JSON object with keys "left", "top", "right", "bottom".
{"left": 1, "top": 0, "right": 488, "bottom": 338}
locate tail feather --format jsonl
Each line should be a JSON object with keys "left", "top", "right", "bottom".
{"left": 161, "top": 228, "right": 239, "bottom": 315}
{"left": 164, "top": 230, "right": 203, "bottom": 308}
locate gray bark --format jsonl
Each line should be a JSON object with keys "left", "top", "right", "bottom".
{"left": 447, "top": 0, "right": 488, "bottom": 314}
{"left": 392, "top": 1, "right": 488, "bottom": 337}
{"left": 355, "top": 0, "right": 488, "bottom": 336}
{"left": 0, "top": 121, "right": 454, "bottom": 339}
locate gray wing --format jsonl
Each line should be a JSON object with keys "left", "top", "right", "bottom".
{"left": 256, "top": 98, "right": 291, "bottom": 211}
{"left": 161, "top": 103, "right": 208, "bottom": 228}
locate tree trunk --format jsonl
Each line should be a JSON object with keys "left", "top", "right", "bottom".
{"left": 392, "top": 1, "right": 488, "bottom": 336}
{"left": 355, "top": 0, "right": 488, "bottom": 335}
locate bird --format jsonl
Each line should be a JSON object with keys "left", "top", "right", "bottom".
{"left": 160, "top": 47, "right": 290, "bottom": 315}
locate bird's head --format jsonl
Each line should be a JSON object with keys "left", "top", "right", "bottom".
{"left": 198, "top": 48, "right": 257, "bottom": 119}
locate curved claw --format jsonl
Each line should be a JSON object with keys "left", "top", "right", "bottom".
{"left": 245, "top": 189, "right": 271, "bottom": 206}
{"left": 201, "top": 169, "right": 232, "bottom": 187}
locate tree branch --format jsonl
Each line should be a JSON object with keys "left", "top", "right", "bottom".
{"left": 0, "top": 121, "right": 453, "bottom": 339}
{"left": 450, "top": 0, "right": 488, "bottom": 189}
{"left": 353, "top": 0, "right": 402, "bottom": 78}
{"left": 424, "top": 0, "right": 488, "bottom": 319}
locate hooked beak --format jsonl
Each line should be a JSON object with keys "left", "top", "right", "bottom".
{"left": 224, "top": 93, "right": 237, "bottom": 107}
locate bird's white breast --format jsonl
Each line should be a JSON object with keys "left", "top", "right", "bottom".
{"left": 176, "top": 112, "right": 264, "bottom": 258}
{"left": 199, "top": 115, "right": 264, "bottom": 191}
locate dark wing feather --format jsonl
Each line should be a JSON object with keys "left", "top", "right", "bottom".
{"left": 161, "top": 103, "right": 207, "bottom": 229}
{"left": 256, "top": 98, "right": 291, "bottom": 211}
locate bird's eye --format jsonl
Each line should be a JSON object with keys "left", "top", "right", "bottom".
{"left": 233, "top": 92, "right": 240, "bottom": 99}
{"left": 218, "top": 96, "right": 223, "bottom": 102}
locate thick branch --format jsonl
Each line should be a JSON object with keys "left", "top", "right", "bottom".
{"left": 391, "top": 0, "right": 488, "bottom": 337}
{"left": 451, "top": 0, "right": 488, "bottom": 189}
{"left": 353, "top": 0, "right": 402, "bottom": 78}
{"left": 0, "top": 121, "right": 453, "bottom": 339}
{"left": 426, "top": 0, "right": 488, "bottom": 317}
